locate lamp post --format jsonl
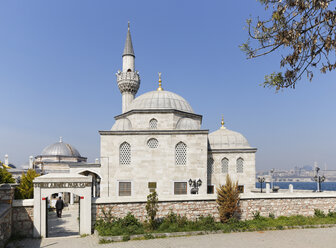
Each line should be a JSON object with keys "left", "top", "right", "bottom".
{"left": 270, "top": 169, "right": 274, "bottom": 190}
{"left": 258, "top": 177, "right": 265, "bottom": 193}
{"left": 313, "top": 167, "right": 326, "bottom": 192}
{"left": 189, "top": 178, "right": 202, "bottom": 194}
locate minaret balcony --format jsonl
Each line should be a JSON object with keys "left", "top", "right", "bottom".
{"left": 116, "top": 71, "right": 140, "bottom": 82}
{"left": 116, "top": 71, "right": 140, "bottom": 94}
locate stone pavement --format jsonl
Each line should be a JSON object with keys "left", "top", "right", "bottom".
{"left": 47, "top": 204, "right": 79, "bottom": 237}
{"left": 6, "top": 227, "right": 336, "bottom": 248}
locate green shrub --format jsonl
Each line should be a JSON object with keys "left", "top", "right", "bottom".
{"left": 14, "top": 169, "right": 40, "bottom": 199}
{"left": 0, "top": 167, "right": 15, "bottom": 184}
{"left": 216, "top": 175, "right": 241, "bottom": 223}
{"left": 269, "top": 213, "right": 275, "bottom": 219}
{"left": 122, "top": 235, "right": 130, "bottom": 241}
{"left": 314, "top": 209, "right": 326, "bottom": 218}
{"left": 146, "top": 191, "right": 159, "bottom": 230}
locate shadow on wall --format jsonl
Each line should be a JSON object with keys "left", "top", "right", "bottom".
{"left": 12, "top": 206, "right": 34, "bottom": 237}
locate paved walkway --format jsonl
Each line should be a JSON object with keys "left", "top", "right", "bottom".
{"left": 6, "top": 227, "right": 336, "bottom": 248}
{"left": 47, "top": 205, "right": 79, "bottom": 237}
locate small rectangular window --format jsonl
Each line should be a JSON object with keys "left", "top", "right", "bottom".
{"left": 148, "top": 182, "right": 157, "bottom": 189}
{"left": 238, "top": 185, "right": 244, "bottom": 193}
{"left": 207, "top": 185, "right": 214, "bottom": 194}
{"left": 174, "top": 182, "right": 187, "bottom": 195}
{"left": 119, "top": 182, "right": 131, "bottom": 196}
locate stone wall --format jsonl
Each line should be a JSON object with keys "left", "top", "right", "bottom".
{"left": 0, "top": 206, "right": 11, "bottom": 248}
{"left": 93, "top": 194, "right": 336, "bottom": 223}
{"left": 240, "top": 197, "right": 336, "bottom": 219}
{"left": 12, "top": 205, "right": 34, "bottom": 237}
{"left": 0, "top": 184, "right": 15, "bottom": 248}
{"left": 0, "top": 184, "right": 15, "bottom": 204}
{"left": 94, "top": 200, "right": 219, "bottom": 222}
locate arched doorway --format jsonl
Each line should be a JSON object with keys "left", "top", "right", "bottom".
{"left": 47, "top": 192, "right": 80, "bottom": 237}
{"left": 78, "top": 170, "right": 101, "bottom": 197}
{"left": 33, "top": 174, "right": 92, "bottom": 238}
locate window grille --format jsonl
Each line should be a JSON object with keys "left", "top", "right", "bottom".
{"left": 237, "top": 158, "right": 244, "bottom": 173}
{"left": 174, "top": 182, "right": 187, "bottom": 195}
{"left": 147, "top": 138, "right": 159, "bottom": 148}
{"left": 175, "top": 142, "right": 187, "bottom": 165}
{"left": 207, "top": 157, "right": 214, "bottom": 175}
{"left": 149, "top": 118, "right": 158, "bottom": 129}
{"left": 221, "top": 158, "right": 229, "bottom": 173}
{"left": 119, "top": 182, "right": 131, "bottom": 196}
{"left": 119, "top": 142, "right": 131, "bottom": 165}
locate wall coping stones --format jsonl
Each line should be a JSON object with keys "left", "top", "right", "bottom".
{"left": 12, "top": 199, "right": 34, "bottom": 207}
{"left": 93, "top": 190, "right": 336, "bottom": 204}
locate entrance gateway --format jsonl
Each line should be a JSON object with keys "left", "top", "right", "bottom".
{"left": 33, "top": 174, "right": 92, "bottom": 237}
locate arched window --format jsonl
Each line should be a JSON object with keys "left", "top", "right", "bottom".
{"left": 236, "top": 158, "right": 244, "bottom": 173}
{"left": 207, "top": 157, "right": 214, "bottom": 175}
{"left": 149, "top": 118, "right": 158, "bottom": 129}
{"left": 147, "top": 138, "right": 159, "bottom": 148}
{"left": 221, "top": 158, "right": 229, "bottom": 173}
{"left": 175, "top": 142, "right": 187, "bottom": 165}
{"left": 119, "top": 142, "right": 131, "bottom": 165}
{"left": 127, "top": 68, "right": 132, "bottom": 72}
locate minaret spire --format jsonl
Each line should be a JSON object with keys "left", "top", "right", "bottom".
{"left": 116, "top": 22, "right": 141, "bottom": 113}
{"left": 123, "top": 21, "right": 135, "bottom": 57}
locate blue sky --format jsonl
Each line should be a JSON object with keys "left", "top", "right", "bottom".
{"left": 1, "top": 0, "right": 335, "bottom": 171}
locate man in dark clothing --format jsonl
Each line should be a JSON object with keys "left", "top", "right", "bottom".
{"left": 55, "top": 196, "right": 64, "bottom": 218}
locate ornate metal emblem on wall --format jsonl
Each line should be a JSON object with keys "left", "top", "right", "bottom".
{"left": 34, "top": 182, "right": 92, "bottom": 188}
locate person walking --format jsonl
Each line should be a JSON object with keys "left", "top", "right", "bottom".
{"left": 55, "top": 196, "right": 64, "bottom": 218}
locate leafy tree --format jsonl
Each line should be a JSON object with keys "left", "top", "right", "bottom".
{"left": 216, "top": 174, "right": 241, "bottom": 223}
{"left": 145, "top": 191, "right": 159, "bottom": 229}
{"left": 241, "top": 0, "right": 336, "bottom": 90}
{"left": 0, "top": 167, "right": 15, "bottom": 184}
{"left": 15, "top": 169, "right": 40, "bottom": 199}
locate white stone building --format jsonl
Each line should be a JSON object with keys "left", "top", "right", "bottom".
{"left": 98, "top": 24, "right": 257, "bottom": 199}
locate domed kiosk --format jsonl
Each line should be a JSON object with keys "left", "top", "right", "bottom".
{"left": 34, "top": 137, "right": 87, "bottom": 174}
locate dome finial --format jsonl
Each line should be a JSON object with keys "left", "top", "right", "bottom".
{"left": 157, "top": 72, "right": 163, "bottom": 91}
{"left": 128, "top": 21, "right": 130, "bottom": 30}
{"left": 221, "top": 115, "right": 226, "bottom": 129}
{"left": 59, "top": 137, "right": 63, "bottom": 143}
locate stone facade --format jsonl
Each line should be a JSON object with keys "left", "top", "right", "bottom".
{"left": 207, "top": 151, "right": 256, "bottom": 193}
{"left": 100, "top": 130, "right": 209, "bottom": 198}
{"left": 12, "top": 204, "right": 34, "bottom": 237}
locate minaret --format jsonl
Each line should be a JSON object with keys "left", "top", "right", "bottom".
{"left": 116, "top": 22, "right": 140, "bottom": 113}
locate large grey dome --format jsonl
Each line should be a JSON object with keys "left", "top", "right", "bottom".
{"left": 208, "top": 127, "right": 250, "bottom": 149}
{"left": 127, "top": 90, "right": 194, "bottom": 113}
{"left": 41, "top": 138, "right": 81, "bottom": 157}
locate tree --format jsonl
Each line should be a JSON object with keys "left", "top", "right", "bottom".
{"left": 216, "top": 174, "right": 241, "bottom": 222}
{"left": 15, "top": 169, "right": 40, "bottom": 199}
{"left": 241, "top": 0, "right": 336, "bottom": 90}
{"left": 0, "top": 167, "right": 15, "bottom": 184}
{"left": 145, "top": 191, "right": 159, "bottom": 229}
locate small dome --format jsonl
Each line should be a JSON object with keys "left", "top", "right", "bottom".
{"left": 176, "top": 118, "right": 200, "bottom": 130}
{"left": 127, "top": 90, "right": 194, "bottom": 113}
{"left": 41, "top": 138, "right": 81, "bottom": 157}
{"left": 111, "top": 118, "right": 132, "bottom": 131}
{"left": 208, "top": 127, "right": 250, "bottom": 149}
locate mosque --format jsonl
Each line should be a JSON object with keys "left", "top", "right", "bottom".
{"left": 4, "top": 24, "right": 257, "bottom": 200}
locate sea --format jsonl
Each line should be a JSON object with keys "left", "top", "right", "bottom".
{"left": 255, "top": 182, "right": 336, "bottom": 191}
